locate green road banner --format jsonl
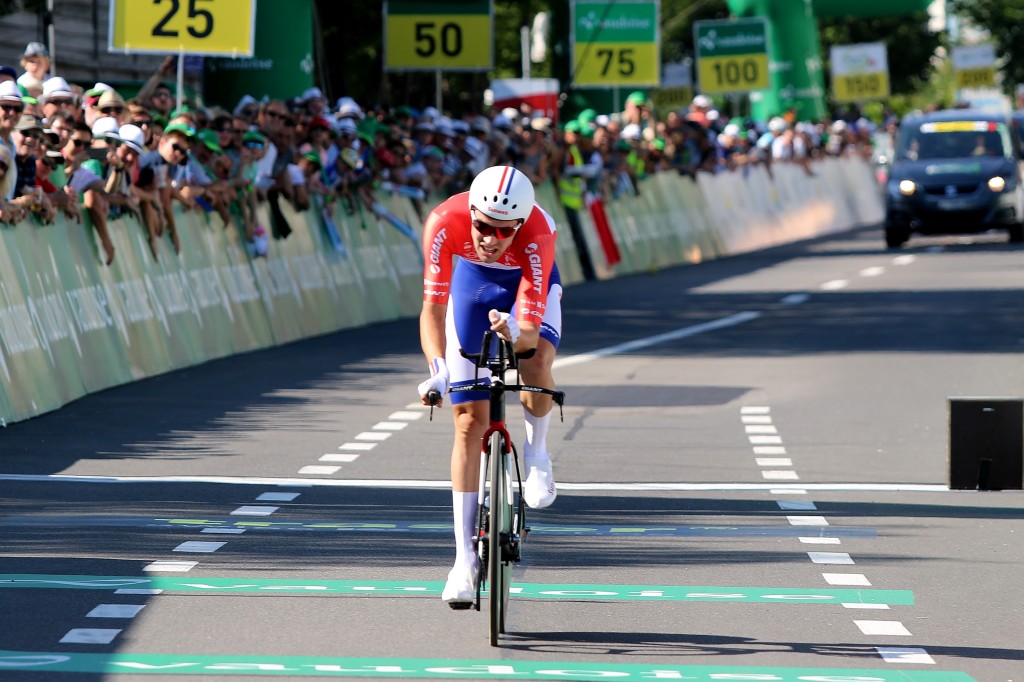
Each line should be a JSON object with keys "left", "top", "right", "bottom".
{"left": 0, "top": 158, "right": 883, "bottom": 426}
{"left": 0, "top": 650, "right": 979, "bottom": 680}
{"left": 385, "top": 0, "right": 493, "bottom": 71}
{"left": 694, "top": 17, "right": 769, "bottom": 95}
{"left": 831, "top": 42, "right": 890, "bottom": 102}
{"left": 571, "top": 0, "right": 660, "bottom": 88}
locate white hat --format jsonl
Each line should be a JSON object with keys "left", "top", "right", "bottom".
{"left": 233, "top": 94, "right": 258, "bottom": 117}
{"left": 335, "top": 96, "right": 363, "bottom": 119}
{"left": 492, "top": 114, "right": 513, "bottom": 131}
{"left": 0, "top": 80, "right": 22, "bottom": 103}
{"left": 42, "top": 76, "right": 73, "bottom": 102}
{"left": 621, "top": 123, "right": 642, "bottom": 140}
{"left": 334, "top": 117, "right": 357, "bottom": 135}
{"left": 451, "top": 119, "right": 470, "bottom": 135}
{"left": 722, "top": 123, "right": 741, "bottom": 138}
{"left": 117, "top": 124, "right": 146, "bottom": 153}
{"left": 768, "top": 116, "right": 787, "bottom": 134}
{"left": 470, "top": 116, "right": 490, "bottom": 134}
{"left": 91, "top": 82, "right": 115, "bottom": 95}
{"left": 301, "top": 87, "right": 325, "bottom": 103}
{"left": 831, "top": 120, "right": 847, "bottom": 133}
{"left": 595, "top": 114, "right": 610, "bottom": 128}
{"left": 422, "top": 106, "right": 439, "bottom": 121}
{"left": 692, "top": 94, "right": 712, "bottom": 109}
{"left": 91, "top": 116, "right": 121, "bottom": 141}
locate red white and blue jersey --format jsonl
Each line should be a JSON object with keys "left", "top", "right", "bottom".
{"left": 421, "top": 191, "right": 558, "bottom": 324}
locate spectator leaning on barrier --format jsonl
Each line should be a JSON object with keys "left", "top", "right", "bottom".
{"left": 0, "top": 143, "right": 25, "bottom": 224}
{"left": 0, "top": 81, "right": 24, "bottom": 200}
{"left": 137, "top": 121, "right": 195, "bottom": 255}
{"left": 62, "top": 122, "right": 115, "bottom": 265}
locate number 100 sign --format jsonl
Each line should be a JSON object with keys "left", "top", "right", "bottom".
{"left": 571, "top": 0, "right": 660, "bottom": 88}
{"left": 694, "top": 18, "right": 769, "bottom": 95}
{"left": 385, "top": 1, "right": 493, "bottom": 71}
{"left": 109, "top": 0, "right": 255, "bottom": 56}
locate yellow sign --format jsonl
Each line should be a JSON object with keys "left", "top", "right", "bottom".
{"left": 385, "top": 11, "right": 492, "bottom": 71}
{"left": 921, "top": 121, "right": 992, "bottom": 133}
{"left": 955, "top": 67, "right": 996, "bottom": 90}
{"left": 833, "top": 73, "right": 890, "bottom": 102}
{"left": 109, "top": 0, "right": 255, "bottom": 56}
{"left": 573, "top": 43, "right": 660, "bottom": 88}
{"left": 697, "top": 55, "right": 770, "bottom": 95}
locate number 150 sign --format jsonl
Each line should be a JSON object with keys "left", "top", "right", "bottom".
{"left": 571, "top": 0, "right": 660, "bottom": 88}
{"left": 109, "top": 0, "right": 255, "bottom": 57}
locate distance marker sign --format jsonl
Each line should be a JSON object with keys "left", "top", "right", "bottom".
{"left": 385, "top": 1, "right": 492, "bottom": 71}
{"left": 571, "top": 0, "right": 660, "bottom": 88}
{"left": 831, "top": 42, "right": 890, "bottom": 102}
{"left": 109, "top": 0, "right": 255, "bottom": 57}
{"left": 694, "top": 18, "right": 769, "bottom": 95}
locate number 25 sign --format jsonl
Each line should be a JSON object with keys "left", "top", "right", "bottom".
{"left": 109, "top": 0, "right": 256, "bottom": 57}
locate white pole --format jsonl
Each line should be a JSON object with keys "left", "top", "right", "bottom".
{"left": 436, "top": 68, "right": 442, "bottom": 111}
{"left": 176, "top": 47, "right": 185, "bottom": 111}
{"left": 47, "top": 0, "right": 56, "bottom": 76}
{"left": 521, "top": 25, "right": 530, "bottom": 79}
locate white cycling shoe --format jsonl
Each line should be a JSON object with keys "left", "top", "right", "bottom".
{"left": 441, "top": 559, "right": 479, "bottom": 609}
{"left": 523, "top": 456, "right": 557, "bottom": 509}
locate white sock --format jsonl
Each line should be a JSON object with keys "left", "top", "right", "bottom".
{"left": 452, "top": 491, "right": 478, "bottom": 567}
{"left": 523, "top": 410, "right": 551, "bottom": 462}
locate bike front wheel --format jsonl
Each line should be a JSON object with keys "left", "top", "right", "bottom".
{"left": 487, "top": 431, "right": 511, "bottom": 646}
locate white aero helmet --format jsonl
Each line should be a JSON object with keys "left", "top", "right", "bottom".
{"left": 469, "top": 165, "right": 535, "bottom": 223}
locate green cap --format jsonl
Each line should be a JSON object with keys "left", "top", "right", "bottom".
{"left": 302, "top": 151, "right": 322, "bottom": 167}
{"left": 393, "top": 105, "right": 414, "bottom": 118}
{"left": 616, "top": 139, "right": 632, "bottom": 152}
{"left": 197, "top": 128, "right": 222, "bottom": 153}
{"left": 170, "top": 105, "right": 195, "bottom": 119}
{"left": 652, "top": 137, "right": 666, "bottom": 151}
{"left": 577, "top": 123, "right": 595, "bottom": 139}
{"left": 578, "top": 108, "right": 597, "bottom": 123}
{"left": 563, "top": 120, "right": 581, "bottom": 134}
{"left": 163, "top": 121, "right": 195, "bottom": 138}
{"left": 242, "top": 130, "right": 265, "bottom": 144}
{"left": 626, "top": 91, "right": 646, "bottom": 106}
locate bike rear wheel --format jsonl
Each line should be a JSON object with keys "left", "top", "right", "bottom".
{"left": 487, "top": 431, "right": 511, "bottom": 646}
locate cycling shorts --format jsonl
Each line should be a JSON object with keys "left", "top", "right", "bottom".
{"left": 446, "top": 260, "right": 562, "bottom": 405}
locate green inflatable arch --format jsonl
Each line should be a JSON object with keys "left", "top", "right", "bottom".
{"left": 726, "top": 0, "right": 933, "bottom": 120}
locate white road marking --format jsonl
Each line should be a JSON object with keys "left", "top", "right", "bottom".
{"left": 808, "top": 551, "right": 854, "bottom": 565}
{"left": 777, "top": 500, "right": 816, "bottom": 510}
{"left": 388, "top": 411, "right": 424, "bottom": 421}
{"left": 823, "top": 573, "right": 871, "bottom": 586}
{"left": 741, "top": 406, "right": 771, "bottom": 414}
{"left": 87, "top": 604, "right": 145, "bottom": 618}
{"left": 821, "top": 279, "right": 849, "bottom": 291}
{"left": 788, "top": 515, "right": 828, "bottom": 526}
{"left": 321, "top": 454, "right": 360, "bottom": 463}
{"left": 173, "top": 541, "right": 225, "bottom": 553}
{"left": 355, "top": 432, "right": 392, "bottom": 441}
{"left": 762, "top": 470, "right": 800, "bottom": 480}
{"left": 753, "top": 446, "right": 787, "bottom": 455}
{"left": 745, "top": 425, "right": 778, "bottom": 434}
{"left": 201, "top": 528, "right": 246, "bottom": 535}
{"left": 143, "top": 561, "right": 196, "bottom": 572}
{"left": 298, "top": 465, "right": 340, "bottom": 475}
{"left": 742, "top": 415, "right": 773, "bottom": 424}
{"left": 780, "top": 293, "right": 810, "bottom": 305}
{"left": 876, "top": 647, "right": 935, "bottom": 664}
{"left": 855, "top": 620, "right": 911, "bottom": 636}
{"left": 800, "top": 537, "right": 841, "bottom": 544}
{"left": 756, "top": 457, "right": 793, "bottom": 467}
{"left": 859, "top": 266, "right": 885, "bottom": 277}
{"left": 749, "top": 435, "right": 783, "bottom": 444}
{"left": 257, "top": 492, "right": 300, "bottom": 502}
{"left": 372, "top": 421, "right": 408, "bottom": 431}
{"left": 891, "top": 255, "right": 916, "bottom": 265}
{"left": 115, "top": 589, "right": 162, "bottom": 595}
{"left": 553, "top": 311, "right": 761, "bottom": 369}
{"left": 844, "top": 603, "right": 890, "bottom": 610}
{"left": 231, "top": 506, "right": 278, "bottom": 516}
{"left": 339, "top": 442, "right": 377, "bottom": 450}
{"left": 0, "top": 473, "right": 951, "bottom": 492}
{"left": 60, "top": 629, "right": 120, "bottom": 644}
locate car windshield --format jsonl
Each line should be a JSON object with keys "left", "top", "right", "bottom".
{"left": 896, "top": 120, "right": 1013, "bottom": 161}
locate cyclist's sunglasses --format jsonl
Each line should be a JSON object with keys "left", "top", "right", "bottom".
{"left": 470, "top": 208, "right": 521, "bottom": 239}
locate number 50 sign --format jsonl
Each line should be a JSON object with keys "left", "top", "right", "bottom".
{"left": 109, "top": 0, "right": 256, "bottom": 57}
{"left": 385, "top": 1, "right": 493, "bottom": 71}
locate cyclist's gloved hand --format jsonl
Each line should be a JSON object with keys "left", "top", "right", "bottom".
{"left": 489, "top": 309, "right": 520, "bottom": 344}
{"left": 417, "top": 357, "right": 449, "bottom": 404}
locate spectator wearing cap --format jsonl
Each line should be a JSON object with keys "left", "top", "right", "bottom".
{"left": 175, "top": 128, "right": 234, "bottom": 225}
{"left": 254, "top": 100, "right": 293, "bottom": 197}
{"left": 0, "top": 81, "right": 24, "bottom": 200}
{"left": 59, "top": 122, "right": 115, "bottom": 264}
{"left": 136, "top": 121, "right": 194, "bottom": 254}
{"left": 302, "top": 88, "right": 327, "bottom": 117}
{"left": 135, "top": 56, "right": 176, "bottom": 116}
{"left": 0, "top": 66, "right": 15, "bottom": 85}
{"left": 87, "top": 89, "right": 125, "bottom": 129}
{"left": 335, "top": 97, "right": 364, "bottom": 122}
{"left": 83, "top": 117, "right": 140, "bottom": 220}
{"left": 623, "top": 91, "right": 650, "bottom": 131}
{"left": 233, "top": 95, "right": 259, "bottom": 124}
{"left": 18, "top": 42, "right": 50, "bottom": 90}
{"left": 40, "top": 77, "right": 75, "bottom": 125}
{"left": 555, "top": 120, "right": 597, "bottom": 281}
{"left": 0, "top": 143, "right": 25, "bottom": 224}
{"left": 234, "top": 131, "right": 266, "bottom": 244}
{"left": 11, "top": 115, "right": 45, "bottom": 206}
{"left": 289, "top": 151, "right": 326, "bottom": 211}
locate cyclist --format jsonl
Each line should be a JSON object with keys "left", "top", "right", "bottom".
{"left": 417, "top": 165, "right": 562, "bottom": 606}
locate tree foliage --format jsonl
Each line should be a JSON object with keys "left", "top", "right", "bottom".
{"left": 948, "top": 0, "right": 1024, "bottom": 95}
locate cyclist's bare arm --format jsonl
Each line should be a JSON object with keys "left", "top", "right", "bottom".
{"left": 420, "top": 302, "right": 447, "bottom": 362}
{"left": 513, "top": 321, "right": 540, "bottom": 353}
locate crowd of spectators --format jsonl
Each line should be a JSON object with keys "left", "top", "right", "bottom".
{"left": 0, "top": 40, "right": 879, "bottom": 267}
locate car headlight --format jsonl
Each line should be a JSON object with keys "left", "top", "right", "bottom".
{"left": 987, "top": 176, "right": 1006, "bottom": 192}
{"left": 898, "top": 180, "right": 917, "bottom": 196}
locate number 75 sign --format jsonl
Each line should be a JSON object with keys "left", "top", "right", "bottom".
{"left": 109, "top": 0, "right": 255, "bottom": 57}
{"left": 571, "top": 0, "right": 660, "bottom": 88}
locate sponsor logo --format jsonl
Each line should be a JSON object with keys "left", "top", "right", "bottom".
{"left": 428, "top": 264, "right": 441, "bottom": 275}
{"left": 429, "top": 228, "right": 446, "bottom": 265}
{"left": 486, "top": 206, "right": 509, "bottom": 216}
